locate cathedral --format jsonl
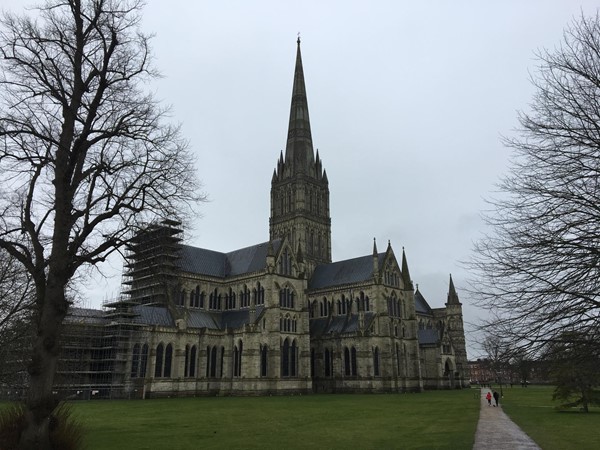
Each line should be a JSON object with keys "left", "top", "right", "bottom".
{"left": 52, "top": 39, "right": 469, "bottom": 399}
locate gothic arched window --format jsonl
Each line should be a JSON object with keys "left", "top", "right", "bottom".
{"left": 351, "top": 347, "right": 357, "bottom": 376}
{"left": 344, "top": 347, "right": 351, "bottom": 376}
{"left": 154, "top": 343, "right": 164, "bottom": 378}
{"left": 373, "top": 346, "right": 380, "bottom": 377}
{"left": 189, "top": 345, "right": 197, "bottom": 377}
{"left": 260, "top": 345, "right": 268, "bottom": 377}
{"left": 164, "top": 344, "right": 173, "bottom": 378}
{"left": 140, "top": 344, "right": 148, "bottom": 378}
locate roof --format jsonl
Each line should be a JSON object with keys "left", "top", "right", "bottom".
{"left": 130, "top": 305, "right": 265, "bottom": 331}
{"left": 418, "top": 328, "right": 440, "bottom": 345}
{"left": 177, "top": 246, "right": 226, "bottom": 277}
{"left": 309, "top": 313, "right": 375, "bottom": 336}
{"left": 309, "top": 254, "right": 385, "bottom": 289}
{"left": 66, "top": 301, "right": 264, "bottom": 332}
{"left": 132, "top": 305, "right": 175, "bottom": 327}
{"left": 186, "top": 306, "right": 265, "bottom": 330}
{"left": 186, "top": 309, "right": 220, "bottom": 329}
{"left": 177, "top": 239, "right": 282, "bottom": 278}
{"left": 414, "top": 289, "right": 433, "bottom": 315}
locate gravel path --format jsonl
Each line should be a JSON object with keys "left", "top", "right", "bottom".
{"left": 472, "top": 388, "right": 541, "bottom": 450}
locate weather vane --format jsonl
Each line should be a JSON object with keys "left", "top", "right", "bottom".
{"left": 297, "top": 32, "right": 301, "bottom": 44}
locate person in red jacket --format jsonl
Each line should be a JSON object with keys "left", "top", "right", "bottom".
{"left": 486, "top": 391, "right": 492, "bottom": 406}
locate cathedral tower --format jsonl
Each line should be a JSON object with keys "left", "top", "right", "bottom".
{"left": 270, "top": 39, "right": 331, "bottom": 276}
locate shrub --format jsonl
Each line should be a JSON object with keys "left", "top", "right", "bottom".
{"left": 0, "top": 402, "right": 85, "bottom": 450}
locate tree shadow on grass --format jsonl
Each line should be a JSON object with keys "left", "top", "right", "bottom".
{"left": 555, "top": 409, "right": 600, "bottom": 414}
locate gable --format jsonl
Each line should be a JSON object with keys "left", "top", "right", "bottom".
{"left": 381, "top": 251, "right": 404, "bottom": 288}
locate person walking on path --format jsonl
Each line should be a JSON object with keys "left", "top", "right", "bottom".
{"left": 493, "top": 390, "right": 500, "bottom": 407}
{"left": 473, "top": 389, "right": 541, "bottom": 450}
{"left": 486, "top": 391, "right": 492, "bottom": 406}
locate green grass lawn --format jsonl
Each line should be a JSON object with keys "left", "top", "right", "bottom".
{"left": 500, "top": 385, "right": 600, "bottom": 450}
{"left": 69, "top": 390, "right": 479, "bottom": 450}
{"left": 5, "top": 387, "right": 599, "bottom": 449}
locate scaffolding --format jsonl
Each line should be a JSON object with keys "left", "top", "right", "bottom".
{"left": 51, "top": 219, "right": 184, "bottom": 400}
{"left": 121, "top": 219, "right": 183, "bottom": 306}
{"left": 53, "top": 305, "right": 142, "bottom": 399}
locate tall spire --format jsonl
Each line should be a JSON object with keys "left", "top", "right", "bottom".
{"left": 447, "top": 274, "right": 461, "bottom": 305}
{"left": 285, "top": 37, "right": 314, "bottom": 174}
{"left": 269, "top": 38, "right": 332, "bottom": 274}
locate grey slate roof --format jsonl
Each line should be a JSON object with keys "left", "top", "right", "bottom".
{"left": 414, "top": 289, "right": 433, "bottom": 315}
{"left": 186, "top": 309, "right": 220, "bottom": 329}
{"left": 132, "top": 305, "right": 175, "bottom": 327}
{"left": 67, "top": 302, "right": 263, "bottom": 332}
{"left": 309, "top": 313, "right": 375, "bottom": 336}
{"left": 177, "top": 239, "right": 282, "bottom": 278}
{"left": 221, "top": 306, "right": 264, "bottom": 329}
{"left": 309, "top": 254, "right": 385, "bottom": 289}
{"left": 177, "top": 246, "right": 226, "bottom": 277}
{"left": 418, "top": 328, "right": 440, "bottom": 345}
{"left": 129, "top": 305, "right": 265, "bottom": 331}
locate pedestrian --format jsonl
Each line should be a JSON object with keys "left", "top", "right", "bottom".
{"left": 486, "top": 391, "right": 492, "bottom": 406}
{"left": 493, "top": 390, "right": 500, "bottom": 407}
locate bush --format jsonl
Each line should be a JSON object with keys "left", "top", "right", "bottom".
{"left": 0, "top": 403, "right": 85, "bottom": 450}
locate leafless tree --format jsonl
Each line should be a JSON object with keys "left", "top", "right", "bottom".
{"left": 0, "top": 249, "right": 34, "bottom": 388}
{"left": 0, "top": 249, "right": 32, "bottom": 333}
{"left": 481, "top": 336, "right": 511, "bottom": 387}
{"left": 0, "top": 1, "right": 202, "bottom": 447}
{"left": 469, "top": 13, "right": 600, "bottom": 359}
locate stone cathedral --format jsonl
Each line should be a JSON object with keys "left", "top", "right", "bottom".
{"left": 53, "top": 40, "right": 469, "bottom": 399}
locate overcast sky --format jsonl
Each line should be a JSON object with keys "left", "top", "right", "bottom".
{"left": 3, "top": 1, "right": 599, "bottom": 358}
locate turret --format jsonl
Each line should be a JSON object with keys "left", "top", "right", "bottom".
{"left": 401, "top": 247, "right": 414, "bottom": 291}
{"left": 372, "top": 238, "right": 379, "bottom": 273}
{"left": 444, "top": 274, "right": 469, "bottom": 387}
{"left": 446, "top": 274, "right": 461, "bottom": 305}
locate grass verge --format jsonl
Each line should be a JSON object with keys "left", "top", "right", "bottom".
{"left": 68, "top": 390, "right": 479, "bottom": 450}
{"left": 501, "top": 385, "right": 600, "bottom": 450}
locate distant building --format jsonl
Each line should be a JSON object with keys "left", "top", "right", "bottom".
{"left": 468, "top": 359, "right": 495, "bottom": 385}
{"left": 14, "top": 39, "right": 469, "bottom": 399}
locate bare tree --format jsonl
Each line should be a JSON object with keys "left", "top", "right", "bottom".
{"left": 481, "top": 336, "right": 511, "bottom": 391}
{"left": 469, "top": 12, "right": 600, "bottom": 359}
{"left": 0, "top": 249, "right": 32, "bottom": 333}
{"left": 0, "top": 249, "right": 33, "bottom": 389}
{"left": 0, "top": 1, "right": 201, "bottom": 447}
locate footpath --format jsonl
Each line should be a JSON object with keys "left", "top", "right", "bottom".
{"left": 472, "top": 388, "right": 541, "bottom": 450}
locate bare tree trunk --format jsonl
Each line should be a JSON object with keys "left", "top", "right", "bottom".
{"left": 581, "top": 387, "right": 589, "bottom": 413}
{"left": 20, "top": 284, "right": 67, "bottom": 450}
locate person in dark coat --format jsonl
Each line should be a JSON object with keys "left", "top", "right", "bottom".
{"left": 493, "top": 390, "right": 500, "bottom": 407}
